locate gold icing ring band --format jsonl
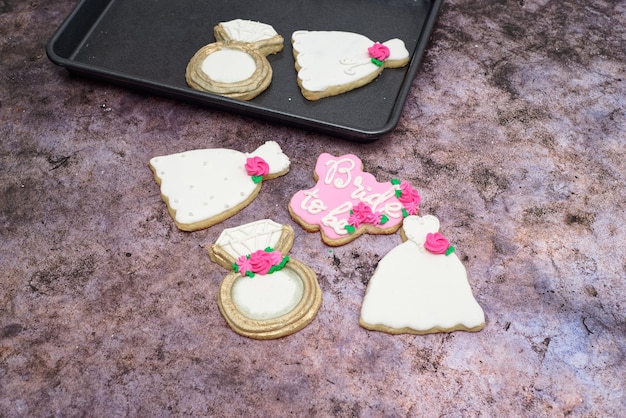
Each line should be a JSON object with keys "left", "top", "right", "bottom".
{"left": 185, "top": 41, "right": 272, "bottom": 101}
{"left": 217, "top": 259, "right": 322, "bottom": 340}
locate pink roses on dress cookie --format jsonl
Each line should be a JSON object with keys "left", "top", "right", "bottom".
{"left": 368, "top": 43, "right": 390, "bottom": 62}
{"left": 245, "top": 156, "right": 270, "bottom": 183}
{"left": 424, "top": 232, "right": 454, "bottom": 256}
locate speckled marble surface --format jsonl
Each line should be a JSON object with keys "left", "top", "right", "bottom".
{"left": 1, "top": 0, "right": 625, "bottom": 416}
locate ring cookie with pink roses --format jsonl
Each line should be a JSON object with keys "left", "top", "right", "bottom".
{"left": 291, "top": 30, "right": 410, "bottom": 100}
{"left": 149, "top": 141, "right": 290, "bottom": 232}
{"left": 209, "top": 219, "right": 322, "bottom": 339}
{"left": 288, "top": 153, "right": 421, "bottom": 246}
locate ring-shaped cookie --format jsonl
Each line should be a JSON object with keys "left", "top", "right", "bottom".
{"left": 209, "top": 220, "right": 322, "bottom": 340}
{"left": 185, "top": 41, "right": 272, "bottom": 101}
{"left": 217, "top": 259, "right": 322, "bottom": 339}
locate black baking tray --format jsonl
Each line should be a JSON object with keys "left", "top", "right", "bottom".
{"left": 46, "top": 0, "right": 442, "bottom": 142}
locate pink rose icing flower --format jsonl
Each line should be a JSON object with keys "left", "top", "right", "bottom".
{"left": 249, "top": 249, "right": 283, "bottom": 275}
{"left": 398, "top": 181, "right": 421, "bottom": 205}
{"left": 233, "top": 247, "right": 289, "bottom": 277}
{"left": 245, "top": 156, "right": 270, "bottom": 184}
{"left": 234, "top": 254, "right": 254, "bottom": 276}
{"left": 394, "top": 180, "right": 420, "bottom": 216}
{"left": 345, "top": 202, "right": 389, "bottom": 234}
{"left": 424, "top": 232, "right": 455, "bottom": 256}
{"left": 368, "top": 43, "right": 390, "bottom": 63}
{"left": 402, "top": 200, "right": 420, "bottom": 216}
{"left": 348, "top": 202, "right": 380, "bottom": 228}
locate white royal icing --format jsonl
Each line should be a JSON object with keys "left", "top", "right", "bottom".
{"left": 292, "top": 31, "right": 409, "bottom": 92}
{"left": 360, "top": 215, "right": 485, "bottom": 332}
{"left": 232, "top": 269, "right": 304, "bottom": 320}
{"left": 201, "top": 48, "right": 256, "bottom": 83}
{"left": 214, "top": 219, "right": 285, "bottom": 259}
{"left": 150, "top": 141, "right": 290, "bottom": 225}
{"left": 214, "top": 219, "right": 304, "bottom": 321}
{"left": 220, "top": 19, "right": 279, "bottom": 43}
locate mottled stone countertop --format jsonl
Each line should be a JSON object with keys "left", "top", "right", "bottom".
{"left": 1, "top": 0, "right": 625, "bottom": 416}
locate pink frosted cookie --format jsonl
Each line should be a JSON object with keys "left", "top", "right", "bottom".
{"left": 360, "top": 215, "right": 485, "bottom": 334}
{"left": 288, "top": 153, "right": 420, "bottom": 246}
{"left": 149, "top": 141, "right": 290, "bottom": 232}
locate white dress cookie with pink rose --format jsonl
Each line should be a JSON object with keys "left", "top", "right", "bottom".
{"left": 359, "top": 215, "right": 485, "bottom": 334}
{"left": 291, "top": 30, "right": 410, "bottom": 100}
{"left": 149, "top": 141, "right": 290, "bottom": 231}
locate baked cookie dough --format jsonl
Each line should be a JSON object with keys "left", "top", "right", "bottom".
{"left": 149, "top": 141, "right": 290, "bottom": 232}
{"left": 292, "top": 30, "right": 410, "bottom": 100}
{"left": 209, "top": 219, "right": 322, "bottom": 339}
{"left": 186, "top": 19, "right": 284, "bottom": 100}
{"left": 359, "top": 215, "right": 486, "bottom": 334}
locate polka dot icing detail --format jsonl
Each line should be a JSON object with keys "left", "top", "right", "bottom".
{"left": 148, "top": 141, "right": 290, "bottom": 229}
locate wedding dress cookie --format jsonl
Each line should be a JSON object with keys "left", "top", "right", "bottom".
{"left": 360, "top": 215, "right": 485, "bottom": 334}
{"left": 209, "top": 219, "right": 322, "bottom": 339}
{"left": 186, "top": 19, "right": 284, "bottom": 100}
{"left": 289, "top": 153, "right": 421, "bottom": 246}
{"left": 149, "top": 141, "right": 290, "bottom": 231}
{"left": 292, "top": 30, "right": 410, "bottom": 100}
